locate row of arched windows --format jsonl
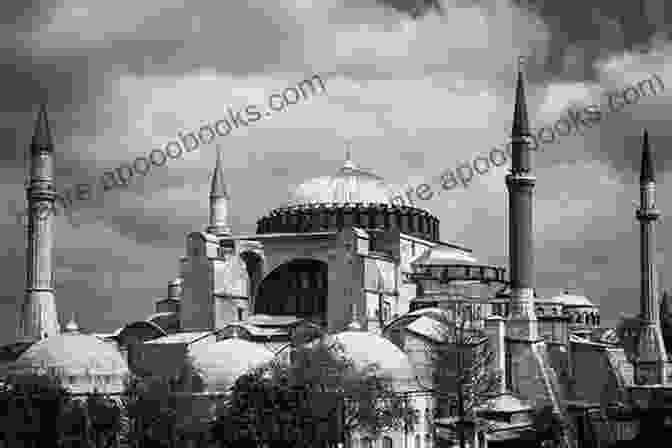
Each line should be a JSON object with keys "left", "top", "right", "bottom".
{"left": 568, "top": 311, "right": 600, "bottom": 326}
{"left": 257, "top": 204, "right": 440, "bottom": 241}
{"left": 354, "top": 434, "right": 431, "bottom": 448}
{"left": 534, "top": 306, "right": 601, "bottom": 326}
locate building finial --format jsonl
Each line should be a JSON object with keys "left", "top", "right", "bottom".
{"left": 343, "top": 139, "right": 355, "bottom": 169}
{"left": 518, "top": 55, "right": 526, "bottom": 73}
{"left": 65, "top": 313, "right": 79, "bottom": 333}
{"left": 641, "top": 129, "right": 655, "bottom": 184}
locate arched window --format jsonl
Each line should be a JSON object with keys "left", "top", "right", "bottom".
{"left": 415, "top": 434, "right": 421, "bottom": 448}
{"left": 382, "top": 436, "right": 393, "bottom": 448}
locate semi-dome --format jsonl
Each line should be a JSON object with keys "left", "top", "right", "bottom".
{"left": 288, "top": 156, "right": 395, "bottom": 206}
{"left": 6, "top": 319, "right": 129, "bottom": 394}
{"left": 327, "top": 330, "right": 416, "bottom": 391}
{"left": 551, "top": 290, "right": 596, "bottom": 308}
{"left": 187, "top": 337, "right": 275, "bottom": 393}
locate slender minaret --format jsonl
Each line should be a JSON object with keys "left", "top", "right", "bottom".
{"left": 17, "top": 104, "right": 61, "bottom": 341}
{"left": 505, "top": 65, "right": 538, "bottom": 340}
{"left": 635, "top": 130, "right": 669, "bottom": 385}
{"left": 206, "top": 145, "right": 231, "bottom": 236}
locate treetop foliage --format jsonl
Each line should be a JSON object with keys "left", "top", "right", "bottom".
{"left": 213, "top": 335, "right": 418, "bottom": 447}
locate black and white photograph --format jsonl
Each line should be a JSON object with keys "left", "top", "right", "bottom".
{"left": 1, "top": 1, "right": 672, "bottom": 447}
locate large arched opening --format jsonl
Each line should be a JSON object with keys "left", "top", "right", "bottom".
{"left": 255, "top": 258, "right": 328, "bottom": 327}
{"left": 240, "top": 251, "right": 263, "bottom": 311}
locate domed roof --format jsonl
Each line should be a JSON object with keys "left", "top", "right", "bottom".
{"left": 410, "top": 246, "right": 478, "bottom": 266}
{"left": 146, "top": 312, "right": 180, "bottom": 334}
{"left": 288, "top": 154, "right": 396, "bottom": 206}
{"left": 9, "top": 323, "right": 129, "bottom": 378}
{"left": 327, "top": 330, "right": 416, "bottom": 391}
{"left": 188, "top": 337, "right": 275, "bottom": 393}
{"left": 478, "top": 392, "right": 532, "bottom": 413}
{"left": 550, "top": 290, "right": 596, "bottom": 308}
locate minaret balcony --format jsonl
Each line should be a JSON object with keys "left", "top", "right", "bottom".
{"left": 636, "top": 208, "right": 661, "bottom": 220}
{"left": 409, "top": 264, "right": 506, "bottom": 284}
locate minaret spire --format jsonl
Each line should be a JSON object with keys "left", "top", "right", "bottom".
{"left": 634, "top": 129, "right": 670, "bottom": 385}
{"left": 207, "top": 145, "right": 231, "bottom": 236}
{"left": 505, "top": 62, "right": 538, "bottom": 340}
{"left": 17, "top": 104, "right": 61, "bottom": 341}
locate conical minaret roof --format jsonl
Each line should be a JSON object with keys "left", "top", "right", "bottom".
{"left": 31, "top": 104, "right": 53, "bottom": 149}
{"left": 640, "top": 129, "right": 655, "bottom": 184}
{"left": 511, "top": 69, "right": 531, "bottom": 138}
{"left": 210, "top": 145, "right": 229, "bottom": 198}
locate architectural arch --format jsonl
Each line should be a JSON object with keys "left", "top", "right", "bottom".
{"left": 116, "top": 320, "right": 167, "bottom": 347}
{"left": 240, "top": 250, "right": 264, "bottom": 310}
{"left": 255, "top": 258, "right": 329, "bottom": 327}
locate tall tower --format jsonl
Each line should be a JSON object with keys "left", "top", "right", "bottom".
{"left": 505, "top": 67, "right": 538, "bottom": 341}
{"left": 17, "top": 104, "right": 61, "bottom": 341}
{"left": 207, "top": 145, "right": 231, "bottom": 236}
{"left": 634, "top": 130, "right": 669, "bottom": 385}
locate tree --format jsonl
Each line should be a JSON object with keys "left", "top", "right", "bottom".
{"left": 0, "top": 372, "right": 71, "bottom": 448}
{"left": 60, "top": 398, "right": 91, "bottom": 448}
{"left": 425, "top": 313, "right": 502, "bottom": 448}
{"left": 531, "top": 405, "right": 570, "bottom": 448}
{"left": 85, "top": 391, "right": 123, "bottom": 448}
{"left": 212, "top": 336, "right": 418, "bottom": 448}
{"left": 123, "top": 374, "right": 180, "bottom": 448}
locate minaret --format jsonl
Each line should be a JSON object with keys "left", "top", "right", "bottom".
{"left": 17, "top": 104, "right": 61, "bottom": 341}
{"left": 206, "top": 145, "right": 231, "bottom": 236}
{"left": 634, "top": 130, "right": 669, "bottom": 385}
{"left": 505, "top": 66, "right": 538, "bottom": 340}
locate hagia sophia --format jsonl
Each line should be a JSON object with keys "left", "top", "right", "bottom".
{"left": 1, "top": 68, "right": 672, "bottom": 447}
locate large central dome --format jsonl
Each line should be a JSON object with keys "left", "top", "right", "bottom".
{"left": 256, "top": 153, "right": 440, "bottom": 241}
{"left": 288, "top": 156, "right": 395, "bottom": 206}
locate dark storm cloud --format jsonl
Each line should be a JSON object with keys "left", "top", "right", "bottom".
{"left": 0, "top": 1, "right": 299, "bottom": 184}
{"left": 601, "top": 131, "right": 672, "bottom": 185}
{"left": 512, "top": 0, "right": 670, "bottom": 81}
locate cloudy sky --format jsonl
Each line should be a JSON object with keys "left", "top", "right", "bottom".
{"left": 1, "top": 0, "right": 671, "bottom": 343}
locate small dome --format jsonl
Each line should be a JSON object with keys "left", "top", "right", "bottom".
{"left": 188, "top": 338, "right": 275, "bottom": 393}
{"left": 327, "top": 330, "right": 416, "bottom": 391}
{"left": 146, "top": 312, "right": 180, "bottom": 334}
{"left": 551, "top": 291, "right": 596, "bottom": 308}
{"left": 478, "top": 393, "right": 532, "bottom": 413}
{"left": 288, "top": 156, "right": 396, "bottom": 206}
{"left": 410, "top": 246, "right": 477, "bottom": 266}
{"left": 7, "top": 332, "right": 129, "bottom": 393}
